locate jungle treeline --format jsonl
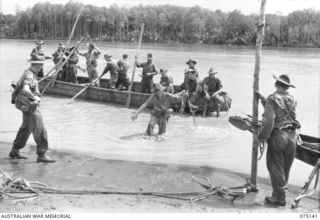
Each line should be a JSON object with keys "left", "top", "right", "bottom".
{"left": 1, "top": 1, "right": 320, "bottom": 47}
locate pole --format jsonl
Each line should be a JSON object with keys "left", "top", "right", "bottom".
{"left": 251, "top": 0, "right": 267, "bottom": 188}
{"left": 50, "top": 5, "right": 84, "bottom": 88}
{"left": 41, "top": 38, "right": 83, "bottom": 95}
{"left": 126, "top": 23, "right": 144, "bottom": 108}
{"left": 66, "top": 74, "right": 103, "bottom": 105}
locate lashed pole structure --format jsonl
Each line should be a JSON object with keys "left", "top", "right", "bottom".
{"left": 251, "top": 0, "right": 267, "bottom": 187}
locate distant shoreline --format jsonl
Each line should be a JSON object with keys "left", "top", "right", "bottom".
{"left": 1, "top": 37, "right": 319, "bottom": 49}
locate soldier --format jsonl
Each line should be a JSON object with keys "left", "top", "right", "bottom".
{"left": 30, "top": 40, "right": 52, "bottom": 77}
{"left": 52, "top": 42, "right": 66, "bottom": 64}
{"left": 257, "top": 74, "right": 299, "bottom": 206}
{"left": 136, "top": 53, "right": 159, "bottom": 94}
{"left": 132, "top": 84, "right": 186, "bottom": 136}
{"left": 102, "top": 54, "right": 119, "bottom": 89}
{"left": 159, "top": 69, "right": 174, "bottom": 94}
{"left": 201, "top": 67, "right": 223, "bottom": 117}
{"left": 116, "top": 54, "right": 130, "bottom": 90}
{"left": 9, "top": 56, "right": 55, "bottom": 163}
{"left": 78, "top": 42, "right": 101, "bottom": 85}
{"left": 180, "top": 59, "right": 200, "bottom": 113}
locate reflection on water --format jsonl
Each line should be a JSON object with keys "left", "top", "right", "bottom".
{"left": 0, "top": 40, "right": 319, "bottom": 187}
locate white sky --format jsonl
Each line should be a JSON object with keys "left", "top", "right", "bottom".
{"left": 0, "top": 0, "right": 319, "bottom": 15}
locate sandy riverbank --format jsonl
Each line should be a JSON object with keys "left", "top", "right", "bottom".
{"left": 0, "top": 142, "right": 318, "bottom": 213}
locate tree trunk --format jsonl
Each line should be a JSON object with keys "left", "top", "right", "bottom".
{"left": 251, "top": 0, "right": 267, "bottom": 187}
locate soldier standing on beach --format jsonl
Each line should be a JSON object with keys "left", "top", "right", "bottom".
{"left": 136, "top": 53, "right": 159, "bottom": 94}
{"left": 30, "top": 40, "right": 52, "bottom": 77}
{"left": 257, "top": 74, "right": 299, "bottom": 206}
{"left": 9, "top": 56, "right": 55, "bottom": 163}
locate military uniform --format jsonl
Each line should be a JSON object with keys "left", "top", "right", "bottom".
{"left": 145, "top": 92, "right": 184, "bottom": 135}
{"left": 116, "top": 59, "right": 130, "bottom": 89}
{"left": 136, "top": 62, "right": 159, "bottom": 94}
{"left": 202, "top": 76, "right": 223, "bottom": 116}
{"left": 259, "top": 90, "right": 298, "bottom": 204}
{"left": 11, "top": 69, "right": 48, "bottom": 157}
{"left": 30, "top": 47, "right": 46, "bottom": 77}
{"left": 102, "top": 59, "right": 119, "bottom": 89}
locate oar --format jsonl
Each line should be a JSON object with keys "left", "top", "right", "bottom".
{"left": 66, "top": 74, "right": 104, "bottom": 105}
{"left": 41, "top": 37, "right": 84, "bottom": 95}
{"left": 126, "top": 23, "right": 144, "bottom": 108}
{"left": 51, "top": 5, "right": 84, "bottom": 88}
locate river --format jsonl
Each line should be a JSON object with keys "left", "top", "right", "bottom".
{"left": 0, "top": 39, "right": 319, "bottom": 187}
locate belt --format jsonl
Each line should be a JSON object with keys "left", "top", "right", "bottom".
{"left": 279, "top": 126, "right": 296, "bottom": 132}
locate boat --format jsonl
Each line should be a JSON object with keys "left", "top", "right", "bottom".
{"left": 38, "top": 76, "right": 231, "bottom": 112}
{"left": 297, "top": 134, "right": 320, "bottom": 166}
{"left": 228, "top": 115, "right": 320, "bottom": 166}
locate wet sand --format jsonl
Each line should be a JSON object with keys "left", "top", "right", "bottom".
{"left": 0, "top": 142, "right": 318, "bottom": 213}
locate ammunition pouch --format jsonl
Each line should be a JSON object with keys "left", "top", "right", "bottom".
{"left": 15, "top": 93, "right": 38, "bottom": 114}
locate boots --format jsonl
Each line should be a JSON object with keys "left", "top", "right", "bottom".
{"left": 37, "top": 154, "right": 56, "bottom": 163}
{"left": 265, "top": 195, "right": 286, "bottom": 206}
{"left": 9, "top": 150, "right": 28, "bottom": 159}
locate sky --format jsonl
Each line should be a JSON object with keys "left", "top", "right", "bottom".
{"left": 0, "top": 0, "right": 319, "bottom": 15}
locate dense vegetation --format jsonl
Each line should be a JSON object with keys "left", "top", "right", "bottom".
{"left": 1, "top": 1, "right": 320, "bottom": 47}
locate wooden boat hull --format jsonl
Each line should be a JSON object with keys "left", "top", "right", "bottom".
{"left": 39, "top": 76, "right": 231, "bottom": 112}
{"left": 38, "top": 77, "right": 150, "bottom": 108}
{"left": 297, "top": 134, "right": 320, "bottom": 166}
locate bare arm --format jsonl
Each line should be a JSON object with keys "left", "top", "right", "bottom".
{"left": 132, "top": 96, "right": 153, "bottom": 121}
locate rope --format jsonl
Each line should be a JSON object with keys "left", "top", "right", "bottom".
{"left": 1, "top": 168, "right": 255, "bottom": 203}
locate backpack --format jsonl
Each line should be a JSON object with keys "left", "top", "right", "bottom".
{"left": 11, "top": 82, "right": 19, "bottom": 104}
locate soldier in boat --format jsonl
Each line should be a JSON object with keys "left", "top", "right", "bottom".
{"left": 159, "top": 69, "right": 174, "bottom": 94}
{"left": 132, "top": 83, "right": 187, "bottom": 136}
{"left": 256, "top": 74, "right": 300, "bottom": 206}
{"left": 30, "top": 40, "right": 52, "bottom": 78}
{"left": 136, "top": 53, "right": 159, "bottom": 94}
{"left": 201, "top": 67, "right": 224, "bottom": 117}
{"left": 102, "top": 54, "right": 119, "bottom": 89}
{"left": 116, "top": 54, "right": 130, "bottom": 90}
{"left": 78, "top": 42, "right": 101, "bottom": 85}
{"left": 180, "top": 59, "right": 200, "bottom": 113}
{"left": 64, "top": 46, "right": 79, "bottom": 84}
{"left": 9, "top": 56, "right": 55, "bottom": 163}
{"left": 52, "top": 42, "right": 66, "bottom": 64}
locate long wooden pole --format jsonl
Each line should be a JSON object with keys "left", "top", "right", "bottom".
{"left": 251, "top": 0, "right": 267, "bottom": 187}
{"left": 50, "top": 5, "right": 84, "bottom": 88}
{"left": 126, "top": 23, "right": 144, "bottom": 108}
{"left": 41, "top": 37, "right": 83, "bottom": 95}
{"left": 41, "top": 5, "right": 83, "bottom": 80}
{"left": 66, "top": 73, "right": 104, "bottom": 105}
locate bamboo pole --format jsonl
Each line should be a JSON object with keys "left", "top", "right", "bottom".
{"left": 251, "top": 0, "right": 267, "bottom": 187}
{"left": 126, "top": 23, "right": 144, "bottom": 108}
{"left": 50, "top": 5, "right": 84, "bottom": 88}
{"left": 66, "top": 73, "right": 103, "bottom": 105}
